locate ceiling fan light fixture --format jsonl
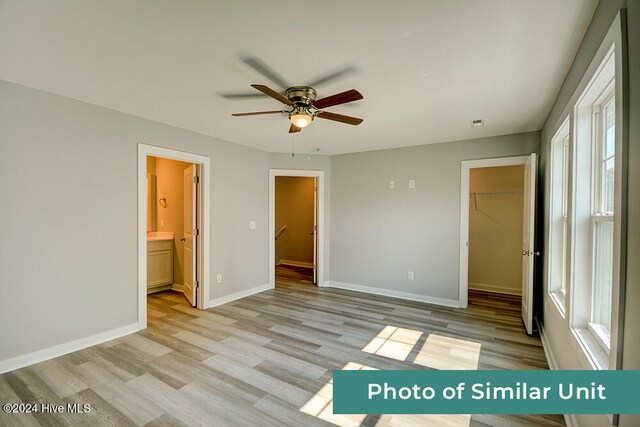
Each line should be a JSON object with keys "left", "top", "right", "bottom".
{"left": 290, "top": 111, "right": 313, "bottom": 128}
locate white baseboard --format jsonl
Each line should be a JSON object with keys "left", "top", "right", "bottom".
{"left": 327, "top": 281, "right": 463, "bottom": 308}
{"left": 468, "top": 282, "right": 521, "bottom": 296}
{"left": 536, "top": 317, "right": 558, "bottom": 370}
{"left": 536, "top": 319, "right": 578, "bottom": 427}
{"left": 171, "top": 283, "right": 184, "bottom": 292}
{"left": 277, "top": 259, "right": 314, "bottom": 268}
{"left": 207, "top": 283, "right": 271, "bottom": 308}
{"left": 0, "top": 322, "right": 143, "bottom": 375}
{"left": 147, "top": 284, "right": 171, "bottom": 294}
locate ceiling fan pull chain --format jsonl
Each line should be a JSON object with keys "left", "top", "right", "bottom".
{"left": 291, "top": 134, "right": 295, "bottom": 157}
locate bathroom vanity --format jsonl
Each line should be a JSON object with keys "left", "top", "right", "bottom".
{"left": 147, "top": 231, "right": 174, "bottom": 292}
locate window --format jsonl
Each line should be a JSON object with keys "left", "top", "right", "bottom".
{"left": 589, "top": 94, "right": 615, "bottom": 349}
{"left": 568, "top": 43, "right": 621, "bottom": 369}
{"left": 548, "top": 118, "right": 570, "bottom": 313}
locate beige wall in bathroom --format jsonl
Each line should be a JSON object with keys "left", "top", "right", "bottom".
{"left": 275, "top": 176, "right": 315, "bottom": 265}
{"left": 154, "top": 157, "right": 193, "bottom": 288}
{"left": 468, "top": 165, "right": 524, "bottom": 295}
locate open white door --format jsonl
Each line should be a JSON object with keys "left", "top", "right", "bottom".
{"left": 312, "top": 177, "right": 318, "bottom": 284}
{"left": 183, "top": 165, "right": 198, "bottom": 307}
{"left": 521, "top": 153, "right": 537, "bottom": 335}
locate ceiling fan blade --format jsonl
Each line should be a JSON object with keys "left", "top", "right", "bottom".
{"left": 288, "top": 124, "right": 302, "bottom": 133}
{"left": 316, "top": 111, "right": 363, "bottom": 126}
{"left": 251, "top": 84, "right": 294, "bottom": 106}
{"left": 242, "top": 56, "right": 290, "bottom": 89}
{"left": 312, "top": 89, "right": 363, "bottom": 109}
{"left": 221, "top": 92, "right": 269, "bottom": 99}
{"left": 307, "top": 66, "right": 357, "bottom": 88}
{"left": 232, "top": 110, "right": 285, "bottom": 117}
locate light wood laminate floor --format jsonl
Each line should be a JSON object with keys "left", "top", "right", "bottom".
{"left": 0, "top": 266, "right": 564, "bottom": 426}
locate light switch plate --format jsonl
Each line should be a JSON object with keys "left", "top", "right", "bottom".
{"left": 389, "top": 180, "right": 395, "bottom": 189}
{"left": 216, "top": 274, "right": 222, "bottom": 283}
{"left": 249, "top": 221, "right": 256, "bottom": 229}
{"left": 409, "top": 179, "right": 415, "bottom": 189}
{"left": 408, "top": 271, "right": 414, "bottom": 280}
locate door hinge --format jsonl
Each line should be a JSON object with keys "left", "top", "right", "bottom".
{"left": 193, "top": 176, "right": 200, "bottom": 184}
{"left": 194, "top": 280, "right": 199, "bottom": 290}
{"left": 194, "top": 228, "right": 200, "bottom": 236}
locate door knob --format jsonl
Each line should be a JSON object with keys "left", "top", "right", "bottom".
{"left": 522, "top": 249, "right": 540, "bottom": 256}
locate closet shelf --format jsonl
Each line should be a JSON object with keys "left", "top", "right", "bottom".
{"left": 470, "top": 190, "right": 523, "bottom": 211}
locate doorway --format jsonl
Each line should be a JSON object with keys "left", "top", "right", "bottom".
{"left": 269, "top": 169, "right": 325, "bottom": 289}
{"left": 274, "top": 176, "right": 316, "bottom": 284}
{"left": 459, "top": 155, "right": 537, "bottom": 334}
{"left": 146, "top": 157, "right": 197, "bottom": 302}
{"left": 137, "top": 144, "right": 211, "bottom": 329}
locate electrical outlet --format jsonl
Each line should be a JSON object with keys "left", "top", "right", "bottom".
{"left": 409, "top": 179, "right": 415, "bottom": 189}
{"left": 408, "top": 271, "right": 414, "bottom": 280}
{"left": 249, "top": 221, "right": 256, "bottom": 229}
{"left": 389, "top": 180, "right": 395, "bottom": 189}
{"left": 216, "top": 274, "right": 222, "bottom": 284}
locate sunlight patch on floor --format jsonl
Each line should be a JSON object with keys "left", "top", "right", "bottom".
{"left": 362, "top": 326, "right": 423, "bottom": 361}
{"left": 376, "top": 413, "right": 471, "bottom": 427}
{"left": 413, "top": 334, "right": 481, "bottom": 370}
{"left": 300, "top": 362, "right": 375, "bottom": 427}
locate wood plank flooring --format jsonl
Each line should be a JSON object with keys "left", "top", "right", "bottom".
{"left": 0, "top": 266, "right": 564, "bottom": 426}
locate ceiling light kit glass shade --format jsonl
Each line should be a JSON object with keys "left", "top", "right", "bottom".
{"left": 290, "top": 110, "right": 313, "bottom": 128}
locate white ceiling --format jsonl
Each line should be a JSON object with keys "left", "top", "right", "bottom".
{"left": 0, "top": 1, "right": 597, "bottom": 155}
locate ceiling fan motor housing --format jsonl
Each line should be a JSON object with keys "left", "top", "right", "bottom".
{"left": 286, "top": 86, "right": 317, "bottom": 106}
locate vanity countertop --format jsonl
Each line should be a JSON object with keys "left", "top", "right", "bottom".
{"left": 147, "top": 231, "right": 174, "bottom": 242}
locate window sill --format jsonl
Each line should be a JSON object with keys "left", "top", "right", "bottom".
{"left": 572, "top": 328, "right": 609, "bottom": 370}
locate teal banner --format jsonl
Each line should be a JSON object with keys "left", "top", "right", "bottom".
{"left": 333, "top": 370, "right": 640, "bottom": 414}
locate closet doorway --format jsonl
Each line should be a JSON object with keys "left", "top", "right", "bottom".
{"left": 459, "top": 155, "right": 538, "bottom": 334}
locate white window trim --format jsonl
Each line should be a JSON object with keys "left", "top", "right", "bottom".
{"left": 566, "top": 14, "right": 625, "bottom": 373}
{"left": 548, "top": 117, "right": 570, "bottom": 317}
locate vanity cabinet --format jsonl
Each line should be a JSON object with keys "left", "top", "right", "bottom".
{"left": 147, "top": 239, "right": 173, "bottom": 290}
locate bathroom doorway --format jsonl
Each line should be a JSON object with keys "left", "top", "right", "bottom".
{"left": 137, "top": 144, "right": 211, "bottom": 328}
{"left": 146, "top": 156, "right": 196, "bottom": 303}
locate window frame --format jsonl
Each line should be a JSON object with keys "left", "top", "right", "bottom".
{"left": 587, "top": 87, "right": 615, "bottom": 353}
{"left": 547, "top": 117, "right": 571, "bottom": 315}
{"left": 567, "top": 38, "right": 624, "bottom": 372}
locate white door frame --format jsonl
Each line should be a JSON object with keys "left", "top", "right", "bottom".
{"left": 137, "top": 143, "right": 211, "bottom": 328}
{"left": 269, "top": 169, "right": 325, "bottom": 289}
{"left": 458, "top": 155, "right": 529, "bottom": 308}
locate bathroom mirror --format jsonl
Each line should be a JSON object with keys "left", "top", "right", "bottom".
{"left": 146, "top": 173, "right": 157, "bottom": 231}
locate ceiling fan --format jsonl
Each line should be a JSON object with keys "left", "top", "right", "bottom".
{"left": 232, "top": 84, "right": 364, "bottom": 133}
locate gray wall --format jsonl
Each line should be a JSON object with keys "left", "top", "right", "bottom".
{"left": 539, "top": 1, "right": 640, "bottom": 426}
{"left": 330, "top": 132, "right": 539, "bottom": 301}
{"left": 0, "top": 81, "right": 269, "bottom": 361}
